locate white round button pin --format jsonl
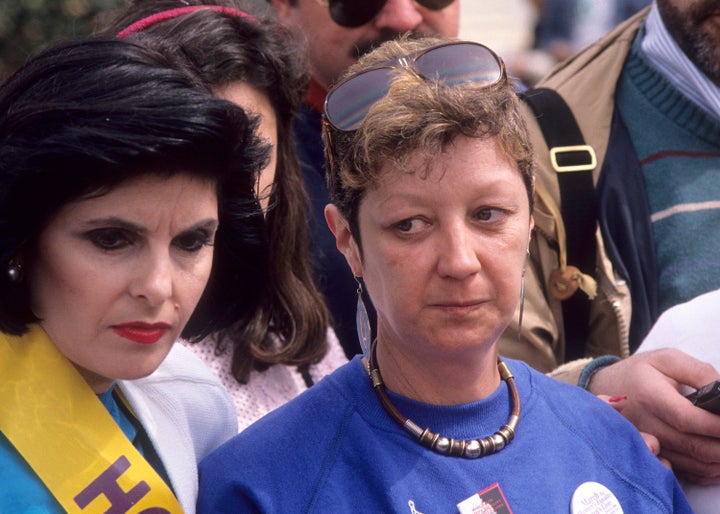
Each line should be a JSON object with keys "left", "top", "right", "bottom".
{"left": 571, "top": 481, "right": 624, "bottom": 514}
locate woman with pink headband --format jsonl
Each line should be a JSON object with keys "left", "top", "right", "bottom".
{"left": 104, "top": 1, "right": 347, "bottom": 431}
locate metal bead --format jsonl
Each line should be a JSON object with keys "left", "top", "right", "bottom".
{"left": 492, "top": 433, "right": 506, "bottom": 450}
{"left": 498, "top": 425, "right": 514, "bottom": 443}
{"left": 464, "top": 440, "right": 482, "bottom": 458}
{"left": 405, "top": 420, "right": 424, "bottom": 439}
{"left": 448, "top": 438, "right": 466, "bottom": 457}
{"left": 480, "top": 437, "right": 494, "bottom": 455}
{"left": 6, "top": 264, "right": 21, "bottom": 283}
{"left": 434, "top": 437, "right": 450, "bottom": 454}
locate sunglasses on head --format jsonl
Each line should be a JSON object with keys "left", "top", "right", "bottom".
{"left": 324, "top": 41, "right": 507, "bottom": 132}
{"left": 318, "top": 0, "right": 455, "bottom": 28}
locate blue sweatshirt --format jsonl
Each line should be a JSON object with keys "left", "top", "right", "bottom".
{"left": 198, "top": 358, "right": 691, "bottom": 513}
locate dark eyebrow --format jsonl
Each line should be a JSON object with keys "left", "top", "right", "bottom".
{"left": 81, "top": 217, "right": 146, "bottom": 233}
{"left": 182, "top": 219, "right": 220, "bottom": 233}
{"left": 81, "top": 217, "right": 219, "bottom": 233}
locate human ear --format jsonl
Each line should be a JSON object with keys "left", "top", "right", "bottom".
{"left": 528, "top": 214, "right": 535, "bottom": 246}
{"left": 269, "top": 0, "right": 294, "bottom": 25}
{"left": 324, "top": 204, "right": 363, "bottom": 277}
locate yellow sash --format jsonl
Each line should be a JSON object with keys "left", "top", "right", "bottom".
{"left": 0, "top": 325, "right": 183, "bottom": 513}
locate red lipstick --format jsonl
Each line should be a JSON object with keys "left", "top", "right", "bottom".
{"left": 112, "top": 322, "right": 171, "bottom": 344}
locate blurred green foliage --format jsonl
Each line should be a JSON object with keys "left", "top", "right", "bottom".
{"left": 0, "top": 0, "right": 128, "bottom": 81}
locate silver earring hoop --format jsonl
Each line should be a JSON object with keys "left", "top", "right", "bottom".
{"left": 355, "top": 276, "right": 372, "bottom": 358}
{"left": 517, "top": 272, "right": 526, "bottom": 343}
{"left": 7, "top": 260, "right": 23, "bottom": 283}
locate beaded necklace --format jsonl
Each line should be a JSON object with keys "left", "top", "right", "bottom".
{"left": 366, "top": 340, "right": 520, "bottom": 459}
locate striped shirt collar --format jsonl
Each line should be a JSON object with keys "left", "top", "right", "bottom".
{"left": 641, "top": 2, "right": 720, "bottom": 120}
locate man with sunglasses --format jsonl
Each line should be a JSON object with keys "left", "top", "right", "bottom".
{"left": 503, "top": 0, "right": 720, "bottom": 504}
{"left": 266, "top": 0, "right": 459, "bottom": 358}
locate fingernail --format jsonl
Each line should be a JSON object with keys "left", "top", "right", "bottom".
{"left": 608, "top": 395, "right": 627, "bottom": 403}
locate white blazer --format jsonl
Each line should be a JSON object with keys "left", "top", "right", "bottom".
{"left": 120, "top": 343, "right": 237, "bottom": 513}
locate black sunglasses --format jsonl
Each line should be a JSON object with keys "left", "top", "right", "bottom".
{"left": 324, "top": 41, "right": 507, "bottom": 132}
{"left": 320, "top": 0, "right": 455, "bottom": 28}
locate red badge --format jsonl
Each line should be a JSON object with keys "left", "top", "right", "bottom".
{"left": 457, "top": 483, "right": 513, "bottom": 514}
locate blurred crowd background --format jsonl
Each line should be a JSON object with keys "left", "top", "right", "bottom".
{"left": 459, "top": 0, "right": 549, "bottom": 83}
{"left": 0, "top": 0, "right": 550, "bottom": 84}
{"left": 0, "top": 0, "right": 125, "bottom": 80}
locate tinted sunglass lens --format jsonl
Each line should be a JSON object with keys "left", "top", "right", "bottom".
{"left": 326, "top": 67, "right": 394, "bottom": 131}
{"left": 415, "top": 44, "right": 503, "bottom": 87}
{"left": 329, "top": 0, "right": 387, "bottom": 28}
{"left": 416, "top": 0, "right": 455, "bottom": 10}
{"left": 326, "top": 43, "right": 504, "bottom": 131}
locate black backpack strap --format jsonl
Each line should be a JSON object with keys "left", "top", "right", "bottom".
{"left": 521, "top": 87, "right": 598, "bottom": 361}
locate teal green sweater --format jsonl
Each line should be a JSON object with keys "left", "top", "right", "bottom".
{"left": 616, "top": 35, "right": 720, "bottom": 314}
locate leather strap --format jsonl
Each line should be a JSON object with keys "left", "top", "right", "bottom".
{"left": 522, "top": 87, "right": 598, "bottom": 361}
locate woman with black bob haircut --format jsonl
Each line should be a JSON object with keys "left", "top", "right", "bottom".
{"left": 0, "top": 37, "right": 268, "bottom": 513}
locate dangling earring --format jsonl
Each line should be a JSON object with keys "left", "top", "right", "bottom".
{"left": 355, "top": 276, "right": 372, "bottom": 359}
{"left": 6, "top": 260, "right": 23, "bottom": 283}
{"left": 517, "top": 269, "right": 526, "bottom": 343}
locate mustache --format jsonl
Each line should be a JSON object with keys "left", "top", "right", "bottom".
{"left": 352, "top": 30, "right": 427, "bottom": 59}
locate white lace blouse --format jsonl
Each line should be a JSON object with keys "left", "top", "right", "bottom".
{"left": 184, "top": 328, "right": 348, "bottom": 431}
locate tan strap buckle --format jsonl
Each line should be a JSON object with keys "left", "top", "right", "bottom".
{"left": 550, "top": 145, "right": 597, "bottom": 173}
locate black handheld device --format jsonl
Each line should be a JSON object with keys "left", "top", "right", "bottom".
{"left": 686, "top": 380, "right": 720, "bottom": 414}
